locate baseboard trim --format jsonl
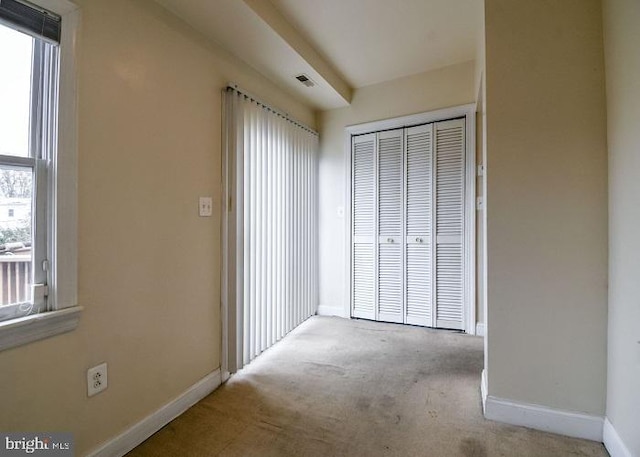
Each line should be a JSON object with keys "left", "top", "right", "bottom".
{"left": 317, "top": 305, "right": 348, "bottom": 318}
{"left": 480, "top": 369, "right": 488, "bottom": 413}
{"left": 476, "top": 323, "right": 485, "bottom": 337}
{"left": 603, "top": 418, "right": 634, "bottom": 457}
{"left": 484, "top": 395, "right": 603, "bottom": 442}
{"left": 87, "top": 368, "right": 222, "bottom": 457}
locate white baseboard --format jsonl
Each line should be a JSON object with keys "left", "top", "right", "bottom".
{"left": 603, "top": 418, "right": 634, "bottom": 457}
{"left": 317, "top": 305, "right": 348, "bottom": 318}
{"left": 87, "top": 368, "right": 222, "bottom": 457}
{"left": 484, "top": 395, "right": 603, "bottom": 442}
{"left": 480, "top": 369, "right": 488, "bottom": 413}
{"left": 476, "top": 322, "right": 485, "bottom": 337}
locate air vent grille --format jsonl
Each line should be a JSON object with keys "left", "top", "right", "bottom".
{"left": 295, "top": 74, "right": 315, "bottom": 88}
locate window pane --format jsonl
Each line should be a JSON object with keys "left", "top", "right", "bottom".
{"left": 0, "top": 166, "right": 33, "bottom": 318}
{"left": 0, "top": 22, "right": 33, "bottom": 158}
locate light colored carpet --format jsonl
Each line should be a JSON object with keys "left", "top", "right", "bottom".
{"left": 128, "top": 316, "right": 608, "bottom": 457}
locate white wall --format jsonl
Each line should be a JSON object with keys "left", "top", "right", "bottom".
{"left": 317, "top": 61, "right": 476, "bottom": 318}
{"left": 484, "top": 0, "right": 608, "bottom": 415}
{"left": 603, "top": 0, "right": 640, "bottom": 454}
{"left": 0, "top": 1, "right": 314, "bottom": 454}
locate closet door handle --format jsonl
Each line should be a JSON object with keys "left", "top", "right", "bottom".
{"left": 387, "top": 238, "right": 394, "bottom": 243}
{"left": 416, "top": 237, "right": 423, "bottom": 243}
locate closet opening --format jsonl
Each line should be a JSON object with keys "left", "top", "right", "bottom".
{"left": 344, "top": 105, "right": 476, "bottom": 333}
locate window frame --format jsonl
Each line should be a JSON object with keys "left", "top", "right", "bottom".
{"left": 0, "top": 0, "right": 80, "bottom": 352}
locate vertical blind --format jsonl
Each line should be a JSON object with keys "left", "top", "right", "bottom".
{"left": 224, "top": 87, "right": 319, "bottom": 372}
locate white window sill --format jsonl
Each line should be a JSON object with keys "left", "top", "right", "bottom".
{"left": 0, "top": 306, "right": 82, "bottom": 352}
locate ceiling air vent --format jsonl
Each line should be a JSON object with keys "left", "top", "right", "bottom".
{"left": 295, "top": 74, "right": 315, "bottom": 88}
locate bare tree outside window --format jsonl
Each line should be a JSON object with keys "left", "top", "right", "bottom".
{"left": 0, "top": 169, "right": 31, "bottom": 198}
{"left": 0, "top": 168, "right": 32, "bottom": 246}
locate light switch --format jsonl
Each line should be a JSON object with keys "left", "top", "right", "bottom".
{"left": 337, "top": 206, "right": 345, "bottom": 218}
{"left": 199, "top": 197, "right": 213, "bottom": 217}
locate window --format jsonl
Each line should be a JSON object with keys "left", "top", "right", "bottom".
{"left": 0, "top": 0, "right": 80, "bottom": 351}
{"left": 0, "top": 18, "right": 54, "bottom": 322}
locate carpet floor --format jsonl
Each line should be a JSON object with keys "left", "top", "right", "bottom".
{"left": 127, "top": 316, "right": 608, "bottom": 457}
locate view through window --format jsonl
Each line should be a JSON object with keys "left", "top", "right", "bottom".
{"left": 0, "top": 22, "right": 39, "bottom": 320}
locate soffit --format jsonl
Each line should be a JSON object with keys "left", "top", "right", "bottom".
{"left": 270, "top": 0, "right": 481, "bottom": 88}
{"left": 153, "top": 0, "right": 480, "bottom": 110}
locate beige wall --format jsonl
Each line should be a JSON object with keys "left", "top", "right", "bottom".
{"left": 0, "top": 0, "right": 314, "bottom": 454}
{"left": 484, "top": 0, "right": 608, "bottom": 414}
{"left": 317, "top": 61, "right": 476, "bottom": 319}
{"left": 603, "top": 0, "right": 640, "bottom": 453}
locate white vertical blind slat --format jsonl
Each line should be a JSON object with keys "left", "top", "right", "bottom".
{"left": 265, "top": 114, "right": 272, "bottom": 348}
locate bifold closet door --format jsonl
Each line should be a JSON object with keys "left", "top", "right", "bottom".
{"left": 351, "top": 118, "right": 466, "bottom": 330}
{"left": 352, "top": 133, "right": 376, "bottom": 320}
{"left": 377, "top": 129, "right": 404, "bottom": 323}
{"left": 405, "top": 124, "right": 434, "bottom": 326}
{"left": 434, "top": 119, "right": 465, "bottom": 330}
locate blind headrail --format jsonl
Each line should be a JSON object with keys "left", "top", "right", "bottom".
{"left": 0, "top": 0, "right": 61, "bottom": 44}
{"left": 226, "top": 83, "right": 318, "bottom": 136}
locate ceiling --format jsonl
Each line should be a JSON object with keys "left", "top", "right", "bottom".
{"left": 154, "top": 0, "right": 481, "bottom": 111}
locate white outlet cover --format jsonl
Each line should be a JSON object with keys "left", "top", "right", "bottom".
{"left": 87, "top": 362, "right": 108, "bottom": 397}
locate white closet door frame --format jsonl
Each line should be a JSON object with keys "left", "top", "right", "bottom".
{"left": 344, "top": 104, "right": 476, "bottom": 334}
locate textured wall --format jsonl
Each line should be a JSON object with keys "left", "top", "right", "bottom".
{"left": 485, "top": 0, "right": 608, "bottom": 415}
{"left": 0, "top": 0, "right": 314, "bottom": 454}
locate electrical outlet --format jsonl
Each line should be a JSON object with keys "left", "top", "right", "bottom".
{"left": 199, "top": 197, "right": 213, "bottom": 217}
{"left": 87, "top": 363, "right": 108, "bottom": 397}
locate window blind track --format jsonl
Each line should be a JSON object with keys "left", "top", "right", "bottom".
{"left": 226, "top": 83, "right": 318, "bottom": 136}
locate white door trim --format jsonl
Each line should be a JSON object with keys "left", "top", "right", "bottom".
{"left": 344, "top": 104, "right": 476, "bottom": 333}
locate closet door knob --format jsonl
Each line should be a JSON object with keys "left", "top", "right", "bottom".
{"left": 387, "top": 238, "right": 393, "bottom": 243}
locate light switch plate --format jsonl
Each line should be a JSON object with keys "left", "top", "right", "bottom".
{"left": 199, "top": 197, "right": 213, "bottom": 217}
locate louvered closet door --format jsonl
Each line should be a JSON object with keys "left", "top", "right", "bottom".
{"left": 434, "top": 119, "right": 465, "bottom": 330}
{"left": 377, "top": 129, "right": 404, "bottom": 323}
{"left": 405, "top": 124, "right": 434, "bottom": 326}
{"left": 352, "top": 133, "right": 376, "bottom": 320}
